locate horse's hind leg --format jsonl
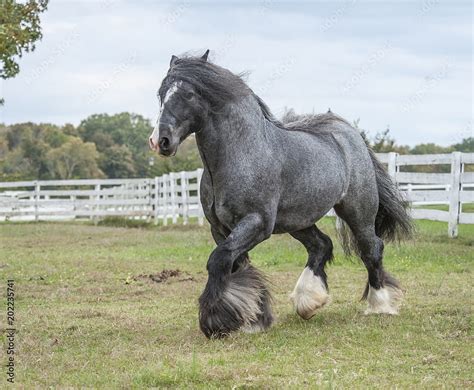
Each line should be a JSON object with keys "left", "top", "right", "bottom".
{"left": 290, "top": 225, "right": 333, "bottom": 320}
{"left": 334, "top": 203, "right": 402, "bottom": 315}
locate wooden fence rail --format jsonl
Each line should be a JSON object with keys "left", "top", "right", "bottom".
{"left": 0, "top": 152, "right": 472, "bottom": 237}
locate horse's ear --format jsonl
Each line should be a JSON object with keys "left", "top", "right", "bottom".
{"left": 170, "top": 55, "right": 178, "bottom": 67}
{"left": 201, "top": 49, "right": 210, "bottom": 62}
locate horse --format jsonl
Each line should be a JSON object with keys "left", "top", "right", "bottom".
{"left": 149, "top": 50, "right": 413, "bottom": 338}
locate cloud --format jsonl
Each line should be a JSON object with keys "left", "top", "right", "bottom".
{"left": 1, "top": 0, "right": 471, "bottom": 146}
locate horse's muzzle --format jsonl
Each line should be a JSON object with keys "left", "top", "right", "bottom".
{"left": 148, "top": 135, "right": 175, "bottom": 157}
{"left": 148, "top": 136, "right": 158, "bottom": 151}
{"left": 158, "top": 137, "right": 170, "bottom": 152}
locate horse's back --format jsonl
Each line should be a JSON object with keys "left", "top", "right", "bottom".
{"left": 271, "top": 115, "right": 378, "bottom": 232}
{"left": 281, "top": 114, "right": 375, "bottom": 187}
{"left": 290, "top": 115, "right": 380, "bottom": 220}
{"left": 284, "top": 114, "right": 376, "bottom": 185}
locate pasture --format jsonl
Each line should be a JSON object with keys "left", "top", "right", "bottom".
{"left": 1, "top": 219, "right": 472, "bottom": 388}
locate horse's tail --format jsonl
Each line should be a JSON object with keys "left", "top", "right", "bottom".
{"left": 369, "top": 149, "right": 413, "bottom": 242}
{"left": 337, "top": 149, "right": 413, "bottom": 255}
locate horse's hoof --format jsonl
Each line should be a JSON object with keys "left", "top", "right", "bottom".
{"left": 199, "top": 265, "right": 273, "bottom": 338}
{"left": 290, "top": 267, "right": 329, "bottom": 320}
{"left": 364, "top": 284, "right": 402, "bottom": 315}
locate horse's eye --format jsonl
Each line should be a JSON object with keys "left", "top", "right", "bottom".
{"left": 184, "top": 92, "right": 194, "bottom": 100}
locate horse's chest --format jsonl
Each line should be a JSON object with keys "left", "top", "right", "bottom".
{"left": 212, "top": 192, "right": 247, "bottom": 228}
{"left": 212, "top": 176, "right": 272, "bottom": 228}
{"left": 200, "top": 172, "right": 254, "bottom": 229}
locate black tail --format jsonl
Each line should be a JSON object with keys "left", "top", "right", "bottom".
{"left": 368, "top": 149, "right": 414, "bottom": 241}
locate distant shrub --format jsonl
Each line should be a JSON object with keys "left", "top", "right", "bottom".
{"left": 97, "top": 216, "right": 151, "bottom": 229}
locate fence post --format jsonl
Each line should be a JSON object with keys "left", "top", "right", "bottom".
{"left": 154, "top": 177, "right": 159, "bottom": 225}
{"left": 163, "top": 174, "right": 169, "bottom": 226}
{"left": 146, "top": 179, "right": 152, "bottom": 222}
{"left": 170, "top": 172, "right": 177, "bottom": 224}
{"left": 180, "top": 171, "right": 188, "bottom": 225}
{"left": 93, "top": 184, "right": 101, "bottom": 224}
{"left": 71, "top": 195, "right": 76, "bottom": 218}
{"left": 387, "top": 152, "right": 398, "bottom": 180}
{"left": 448, "top": 152, "right": 462, "bottom": 238}
{"left": 34, "top": 181, "right": 40, "bottom": 222}
{"left": 406, "top": 183, "right": 412, "bottom": 202}
{"left": 196, "top": 168, "right": 204, "bottom": 226}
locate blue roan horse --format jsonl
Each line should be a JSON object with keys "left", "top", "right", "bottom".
{"left": 149, "top": 50, "right": 413, "bottom": 338}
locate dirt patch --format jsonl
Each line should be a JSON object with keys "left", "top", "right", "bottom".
{"left": 127, "top": 269, "right": 195, "bottom": 284}
{"left": 28, "top": 275, "right": 46, "bottom": 281}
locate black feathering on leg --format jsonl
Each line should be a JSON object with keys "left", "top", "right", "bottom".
{"left": 361, "top": 269, "right": 401, "bottom": 300}
{"left": 199, "top": 264, "right": 273, "bottom": 339}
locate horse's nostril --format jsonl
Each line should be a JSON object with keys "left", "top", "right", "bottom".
{"left": 149, "top": 137, "right": 155, "bottom": 149}
{"left": 159, "top": 137, "right": 170, "bottom": 150}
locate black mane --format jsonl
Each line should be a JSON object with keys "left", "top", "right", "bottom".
{"left": 159, "top": 56, "right": 250, "bottom": 112}
{"left": 161, "top": 54, "right": 349, "bottom": 132}
{"left": 253, "top": 93, "right": 350, "bottom": 133}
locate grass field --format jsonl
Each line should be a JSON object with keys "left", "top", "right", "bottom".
{"left": 413, "top": 203, "right": 474, "bottom": 212}
{"left": 1, "top": 219, "right": 473, "bottom": 388}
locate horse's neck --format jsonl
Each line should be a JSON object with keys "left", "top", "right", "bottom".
{"left": 196, "top": 96, "right": 272, "bottom": 173}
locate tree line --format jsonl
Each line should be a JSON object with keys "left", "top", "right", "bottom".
{"left": 0, "top": 111, "right": 472, "bottom": 181}
{"left": 0, "top": 113, "right": 201, "bottom": 181}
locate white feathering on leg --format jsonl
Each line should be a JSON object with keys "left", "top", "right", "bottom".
{"left": 290, "top": 267, "right": 329, "bottom": 320}
{"left": 223, "top": 280, "right": 263, "bottom": 327}
{"left": 364, "top": 284, "right": 402, "bottom": 315}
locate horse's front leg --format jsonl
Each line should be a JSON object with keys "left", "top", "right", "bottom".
{"left": 199, "top": 213, "right": 274, "bottom": 338}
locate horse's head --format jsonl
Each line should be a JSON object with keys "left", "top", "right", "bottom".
{"left": 149, "top": 50, "right": 210, "bottom": 156}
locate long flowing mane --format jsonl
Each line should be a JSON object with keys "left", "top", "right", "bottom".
{"left": 252, "top": 93, "right": 350, "bottom": 134}
{"left": 161, "top": 55, "right": 350, "bottom": 133}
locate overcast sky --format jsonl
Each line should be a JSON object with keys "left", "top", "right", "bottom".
{"left": 1, "top": 0, "right": 472, "bottom": 146}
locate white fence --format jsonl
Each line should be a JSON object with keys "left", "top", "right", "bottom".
{"left": 377, "top": 152, "right": 473, "bottom": 237}
{"left": 0, "top": 170, "right": 205, "bottom": 226}
{"left": 0, "top": 153, "right": 472, "bottom": 237}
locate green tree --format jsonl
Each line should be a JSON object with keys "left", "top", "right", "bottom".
{"left": 453, "top": 137, "right": 474, "bottom": 153}
{"left": 46, "top": 137, "right": 103, "bottom": 179}
{"left": 0, "top": 0, "right": 49, "bottom": 104}
{"left": 79, "top": 112, "right": 153, "bottom": 176}
{"left": 42, "top": 124, "right": 70, "bottom": 148}
{"left": 352, "top": 120, "right": 410, "bottom": 154}
{"left": 21, "top": 136, "right": 50, "bottom": 178}
{"left": 371, "top": 128, "right": 396, "bottom": 153}
{"left": 0, "top": 123, "right": 53, "bottom": 179}
{"left": 100, "top": 145, "right": 136, "bottom": 178}
{"left": 1, "top": 148, "right": 35, "bottom": 181}
{"left": 0, "top": 134, "right": 7, "bottom": 160}
{"left": 410, "top": 143, "right": 453, "bottom": 155}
